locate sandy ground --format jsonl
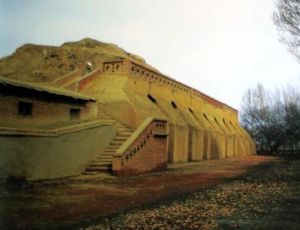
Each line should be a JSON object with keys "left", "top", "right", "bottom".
{"left": 1, "top": 155, "right": 298, "bottom": 230}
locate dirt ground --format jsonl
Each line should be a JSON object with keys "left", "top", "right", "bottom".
{"left": 0, "top": 155, "right": 299, "bottom": 230}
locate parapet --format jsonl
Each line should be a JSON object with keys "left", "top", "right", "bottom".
{"left": 102, "top": 59, "right": 237, "bottom": 114}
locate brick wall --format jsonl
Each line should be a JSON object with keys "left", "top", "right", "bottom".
{"left": 112, "top": 120, "right": 168, "bottom": 176}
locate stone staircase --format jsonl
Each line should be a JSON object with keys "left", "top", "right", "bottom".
{"left": 83, "top": 110, "right": 133, "bottom": 175}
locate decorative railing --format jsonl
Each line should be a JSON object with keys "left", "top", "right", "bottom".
{"left": 102, "top": 59, "right": 237, "bottom": 113}
{"left": 112, "top": 117, "right": 167, "bottom": 170}
{"left": 103, "top": 61, "right": 125, "bottom": 73}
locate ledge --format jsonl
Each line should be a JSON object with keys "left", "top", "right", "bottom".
{"left": 0, "top": 120, "right": 115, "bottom": 137}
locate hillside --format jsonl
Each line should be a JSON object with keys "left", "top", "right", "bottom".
{"left": 0, "top": 38, "right": 155, "bottom": 82}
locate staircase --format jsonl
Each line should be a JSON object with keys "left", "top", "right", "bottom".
{"left": 83, "top": 109, "right": 133, "bottom": 175}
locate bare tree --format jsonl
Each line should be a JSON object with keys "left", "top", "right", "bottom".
{"left": 240, "top": 84, "right": 299, "bottom": 153}
{"left": 273, "top": 0, "right": 300, "bottom": 60}
{"left": 240, "top": 84, "right": 285, "bottom": 152}
{"left": 282, "top": 86, "right": 300, "bottom": 149}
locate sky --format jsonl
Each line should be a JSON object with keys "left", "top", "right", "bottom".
{"left": 0, "top": 0, "right": 300, "bottom": 110}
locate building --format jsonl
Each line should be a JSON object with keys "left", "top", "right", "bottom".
{"left": 0, "top": 58, "right": 255, "bottom": 181}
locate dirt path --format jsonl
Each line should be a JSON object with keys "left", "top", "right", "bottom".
{"left": 0, "top": 156, "right": 281, "bottom": 229}
{"left": 87, "top": 158, "right": 300, "bottom": 230}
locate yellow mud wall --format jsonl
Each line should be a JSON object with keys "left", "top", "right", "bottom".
{"left": 226, "top": 135, "right": 236, "bottom": 157}
{"left": 125, "top": 73, "right": 190, "bottom": 163}
{"left": 0, "top": 124, "right": 115, "bottom": 180}
{"left": 188, "top": 127, "right": 205, "bottom": 161}
{"left": 79, "top": 60, "right": 255, "bottom": 163}
{"left": 81, "top": 73, "right": 139, "bottom": 129}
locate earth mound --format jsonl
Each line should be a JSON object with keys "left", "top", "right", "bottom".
{"left": 0, "top": 38, "right": 153, "bottom": 82}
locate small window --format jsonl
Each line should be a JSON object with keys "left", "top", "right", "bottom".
{"left": 70, "top": 108, "right": 81, "bottom": 120}
{"left": 147, "top": 94, "right": 157, "bottom": 103}
{"left": 171, "top": 101, "right": 177, "bottom": 109}
{"left": 18, "top": 101, "right": 33, "bottom": 116}
{"left": 203, "top": 113, "right": 210, "bottom": 122}
{"left": 223, "top": 118, "right": 230, "bottom": 130}
{"left": 214, "top": 117, "right": 219, "bottom": 124}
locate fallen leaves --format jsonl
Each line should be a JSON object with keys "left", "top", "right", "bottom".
{"left": 84, "top": 159, "right": 300, "bottom": 230}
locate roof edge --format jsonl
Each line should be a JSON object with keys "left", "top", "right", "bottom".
{"left": 0, "top": 76, "right": 96, "bottom": 102}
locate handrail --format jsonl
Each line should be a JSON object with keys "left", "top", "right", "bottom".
{"left": 115, "top": 117, "right": 166, "bottom": 156}
{"left": 52, "top": 69, "right": 80, "bottom": 84}
{"left": 63, "top": 68, "right": 102, "bottom": 88}
{"left": 0, "top": 120, "right": 115, "bottom": 137}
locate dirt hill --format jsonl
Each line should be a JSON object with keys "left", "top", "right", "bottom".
{"left": 0, "top": 38, "right": 155, "bottom": 82}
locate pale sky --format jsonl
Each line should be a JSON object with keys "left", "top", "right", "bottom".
{"left": 1, "top": 0, "right": 300, "bottom": 110}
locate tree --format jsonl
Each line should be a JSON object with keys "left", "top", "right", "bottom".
{"left": 241, "top": 84, "right": 285, "bottom": 152}
{"left": 273, "top": 0, "right": 300, "bottom": 60}
{"left": 240, "top": 84, "right": 300, "bottom": 153}
{"left": 282, "top": 86, "right": 300, "bottom": 149}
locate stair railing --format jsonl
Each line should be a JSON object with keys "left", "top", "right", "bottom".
{"left": 112, "top": 117, "right": 168, "bottom": 174}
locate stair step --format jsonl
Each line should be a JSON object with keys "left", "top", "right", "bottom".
{"left": 95, "top": 155, "right": 113, "bottom": 159}
{"left": 94, "top": 158, "right": 113, "bottom": 162}
{"left": 92, "top": 162, "right": 112, "bottom": 166}
{"left": 106, "top": 147, "right": 119, "bottom": 151}
{"left": 82, "top": 171, "right": 100, "bottom": 175}
{"left": 101, "top": 151, "right": 115, "bottom": 154}
{"left": 85, "top": 166, "right": 111, "bottom": 172}
{"left": 107, "top": 144, "right": 119, "bottom": 148}
{"left": 88, "top": 162, "right": 112, "bottom": 167}
{"left": 110, "top": 141, "right": 123, "bottom": 146}
{"left": 117, "top": 132, "right": 132, "bottom": 137}
{"left": 113, "top": 136, "right": 128, "bottom": 141}
{"left": 96, "top": 156, "right": 112, "bottom": 159}
{"left": 82, "top": 119, "right": 135, "bottom": 175}
{"left": 103, "top": 150, "right": 116, "bottom": 153}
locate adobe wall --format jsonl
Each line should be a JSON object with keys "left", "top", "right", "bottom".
{"left": 0, "top": 124, "right": 115, "bottom": 180}
{"left": 80, "top": 59, "right": 256, "bottom": 163}
{"left": 0, "top": 89, "right": 97, "bottom": 123}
